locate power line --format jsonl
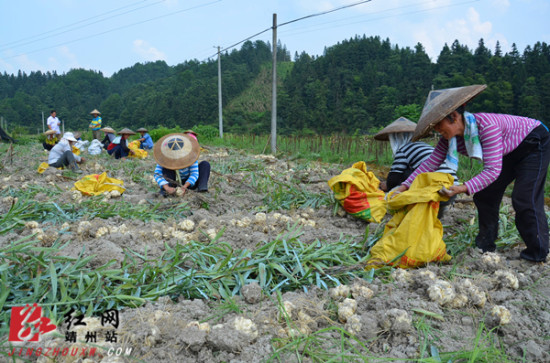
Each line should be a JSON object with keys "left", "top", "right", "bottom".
{"left": 204, "top": 0, "right": 373, "bottom": 60}
{"left": 278, "top": 0, "right": 372, "bottom": 28}
{"left": 0, "top": 0, "right": 164, "bottom": 51}
{"left": 0, "top": 0, "right": 222, "bottom": 62}
{"left": 278, "top": 0, "right": 479, "bottom": 40}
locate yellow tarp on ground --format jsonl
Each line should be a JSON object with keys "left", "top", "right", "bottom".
{"left": 128, "top": 140, "right": 148, "bottom": 159}
{"left": 367, "top": 172, "right": 454, "bottom": 269}
{"left": 73, "top": 172, "right": 125, "bottom": 196}
{"left": 327, "top": 161, "right": 386, "bottom": 223}
{"left": 37, "top": 162, "right": 49, "bottom": 174}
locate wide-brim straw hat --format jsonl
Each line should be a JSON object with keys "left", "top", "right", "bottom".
{"left": 137, "top": 128, "right": 148, "bottom": 133}
{"left": 154, "top": 133, "right": 200, "bottom": 170}
{"left": 90, "top": 109, "right": 101, "bottom": 115}
{"left": 412, "top": 84, "right": 487, "bottom": 141}
{"left": 374, "top": 117, "right": 417, "bottom": 141}
{"left": 184, "top": 129, "right": 197, "bottom": 136}
{"left": 117, "top": 128, "right": 136, "bottom": 135}
{"left": 44, "top": 129, "right": 57, "bottom": 135}
{"left": 100, "top": 127, "right": 115, "bottom": 133}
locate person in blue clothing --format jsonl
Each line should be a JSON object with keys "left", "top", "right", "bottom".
{"left": 153, "top": 133, "right": 210, "bottom": 197}
{"left": 137, "top": 128, "right": 154, "bottom": 150}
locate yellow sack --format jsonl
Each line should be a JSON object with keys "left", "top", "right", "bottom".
{"left": 72, "top": 146, "right": 81, "bottom": 156}
{"left": 327, "top": 161, "right": 386, "bottom": 223}
{"left": 128, "top": 140, "right": 148, "bottom": 159}
{"left": 367, "top": 172, "right": 454, "bottom": 269}
{"left": 37, "top": 162, "right": 49, "bottom": 174}
{"left": 73, "top": 172, "right": 125, "bottom": 196}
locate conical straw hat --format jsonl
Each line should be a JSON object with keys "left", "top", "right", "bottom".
{"left": 117, "top": 128, "right": 136, "bottom": 135}
{"left": 136, "top": 128, "right": 148, "bottom": 133}
{"left": 154, "top": 133, "right": 200, "bottom": 170}
{"left": 90, "top": 109, "right": 101, "bottom": 115}
{"left": 374, "top": 117, "right": 417, "bottom": 141}
{"left": 412, "top": 84, "right": 486, "bottom": 141}
{"left": 44, "top": 129, "right": 57, "bottom": 135}
{"left": 100, "top": 127, "right": 115, "bottom": 133}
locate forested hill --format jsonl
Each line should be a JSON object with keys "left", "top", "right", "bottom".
{"left": 1, "top": 36, "right": 549, "bottom": 135}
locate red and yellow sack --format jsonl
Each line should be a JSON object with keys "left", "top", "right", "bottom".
{"left": 328, "top": 161, "right": 386, "bottom": 223}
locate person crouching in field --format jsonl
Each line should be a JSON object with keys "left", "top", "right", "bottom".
{"left": 100, "top": 127, "right": 116, "bottom": 149}
{"left": 48, "top": 132, "right": 85, "bottom": 173}
{"left": 137, "top": 128, "right": 154, "bottom": 150}
{"left": 153, "top": 133, "right": 210, "bottom": 197}
{"left": 43, "top": 129, "right": 59, "bottom": 151}
{"left": 107, "top": 128, "right": 136, "bottom": 160}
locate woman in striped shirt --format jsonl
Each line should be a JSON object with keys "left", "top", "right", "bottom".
{"left": 396, "top": 85, "right": 550, "bottom": 262}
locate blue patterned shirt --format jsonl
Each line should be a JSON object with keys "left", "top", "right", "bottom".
{"left": 154, "top": 161, "right": 199, "bottom": 187}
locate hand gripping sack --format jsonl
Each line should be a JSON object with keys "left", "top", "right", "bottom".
{"left": 328, "top": 161, "right": 386, "bottom": 223}
{"left": 367, "top": 172, "right": 454, "bottom": 269}
{"left": 128, "top": 140, "right": 148, "bottom": 159}
{"left": 73, "top": 172, "right": 125, "bottom": 196}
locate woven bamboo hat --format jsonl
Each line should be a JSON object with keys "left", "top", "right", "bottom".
{"left": 100, "top": 127, "right": 115, "bottom": 133}
{"left": 44, "top": 129, "right": 57, "bottom": 135}
{"left": 374, "top": 117, "right": 417, "bottom": 141}
{"left": 90, "top": 109, "right": 101, "bottom": 115}
{"left": 412, "top": 84, "right": 487, "bottom": 141}
{"left": 154, "top": 133, "right": 200, "bottom": 170}
{"left": 137, "top": 128, "right": 148, "bottom": 133}
{"left": 118, "top": 128, "right": 136, "bottom": 135}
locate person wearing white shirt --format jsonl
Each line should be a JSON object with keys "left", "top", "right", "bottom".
{"left": 47, "top": 110, "right": 61, "bottom": 138}
{"left": 48, "top": 132, "right": 84, "bottom": 173}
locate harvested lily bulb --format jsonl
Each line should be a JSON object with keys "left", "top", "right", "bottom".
{"left": 491, "top": 305, "right": 511, "bottom": 325}
{"left": 338, "top": 298, "right": 357, "bottom": 323}
{"left": 494, "top": 270, "right": 519, "bottom": 290}
{"left": 179, "top": 219, "right": 195, "bottom": 232}
{"left": 233, "top": 317, "right": 258, "bottom": 338}
{"left": 428, "top": 280, "right": 455, "bottom": 306}
{"left": 330, "top": 284, "right": 351, "bottom": 300}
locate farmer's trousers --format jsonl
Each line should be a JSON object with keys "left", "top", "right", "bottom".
{"left": 49, "top": 150, "right": 78, "bottom": 170}
{"left": 473, "top": 125, "right": 550, "bottom": 261}
{"left": 161, "top": 161, "right": 211, "bottom": 192}
{"left": 108, "top": 145, "right": 129, "bottom": 159}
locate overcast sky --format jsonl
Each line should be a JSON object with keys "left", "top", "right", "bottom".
{"left": 0, "top": 0, "right": 548, "bottom": 77}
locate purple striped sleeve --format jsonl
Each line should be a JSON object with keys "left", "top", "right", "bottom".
{"left": 403, "top": 138, "right": 448, "bottom": 187}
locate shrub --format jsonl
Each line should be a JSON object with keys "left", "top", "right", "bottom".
{"left": 149, "top": 126, "right": 183, "bottom": 142}
{"left": 192, "top": 124, "right": 219, "bottom": 141}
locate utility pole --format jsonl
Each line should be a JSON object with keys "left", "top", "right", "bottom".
{"left": 270, "top": 13, "right": 277, "bottom": 154}
{"left": 217, "top": 46, "right": 223, "bottom": 138}
{"left": 42, "top": 111, "right": 45, "bottom": 133}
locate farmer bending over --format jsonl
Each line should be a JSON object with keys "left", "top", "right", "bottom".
{"left": 374, "top": 116, "right": 458, "bottom": 218}
{"left": 394, "top": 85, "right": 550, "bottom": 263}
